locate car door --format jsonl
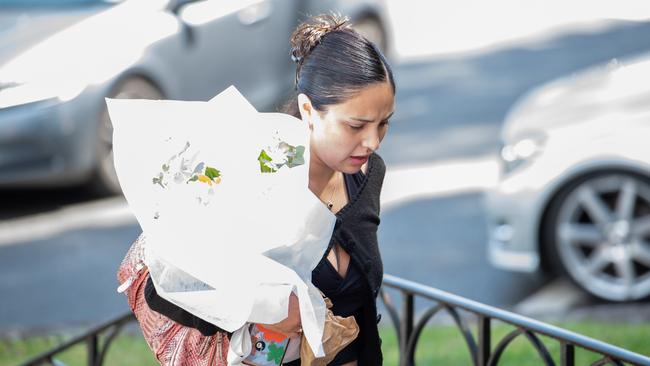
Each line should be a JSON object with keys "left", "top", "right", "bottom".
{"left": 173, "top": 0, "right": 299, "bottom": 110}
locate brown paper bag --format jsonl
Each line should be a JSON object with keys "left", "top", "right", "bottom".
{"left": 299, "top": 296, "right": 359, "bottom": 366}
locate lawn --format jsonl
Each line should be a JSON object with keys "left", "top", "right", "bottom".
{"left": 2, "top": 322, "right": 649, "bottom": 365}
{"left": 380, "top": 321, "right": 650, "bottom": 365}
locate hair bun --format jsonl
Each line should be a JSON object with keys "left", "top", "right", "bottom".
{"left": 290, "top": 13, "right": 351, "bottom": 63}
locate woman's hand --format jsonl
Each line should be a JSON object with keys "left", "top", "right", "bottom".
{"left": 258, "top": 292, "right": 302, "bottom": 338}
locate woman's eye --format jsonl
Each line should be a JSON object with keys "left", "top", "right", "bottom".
{"left": 380, "top": 120, "right": 390, "bottom": 127}
{"left": 348, "top": 124, "right": 364, "bottom": 130}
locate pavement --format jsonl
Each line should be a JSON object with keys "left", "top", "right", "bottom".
{"left": 512, "top": 278, "right": 650, "bottom": 323}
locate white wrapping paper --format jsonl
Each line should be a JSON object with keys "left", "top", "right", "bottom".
{"left": 106, "top": 86, "right": 335, "bottom": 362}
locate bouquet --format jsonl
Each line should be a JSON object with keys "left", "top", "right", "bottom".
{"left": 106, "top": 86, "right": 336, "bottom": 364}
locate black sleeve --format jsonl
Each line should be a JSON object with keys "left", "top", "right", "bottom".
{"left": 144, "top": 275, "right": 232, "bottom": 339}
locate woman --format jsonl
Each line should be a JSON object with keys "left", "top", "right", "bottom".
{"left": 143, "top": 12, "right": 395, "bottom": 365}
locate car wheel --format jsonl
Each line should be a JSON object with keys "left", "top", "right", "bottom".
{"left": 545, "top": 172, "right": 650, "bottom": 301}
{"left": 92, "top": 77, "right": 163, "bottom": 195}
{"left": 352, "top": 16, "right": 388, "bottom": 55}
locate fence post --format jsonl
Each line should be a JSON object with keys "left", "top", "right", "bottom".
{"left": 478, "top": 315, "right": 491, "bottom": 366}
{"left": 87, "top": 334, "right": 98, "bottom": 366}
{"left": 561, "top": 342, "right": 575, "bottom": 366}
{"left": 400, "top": 291, "right": 414, "bottom": 366}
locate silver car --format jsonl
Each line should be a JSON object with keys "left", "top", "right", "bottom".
{"left": 0, "top": 0, "right": 390, "bottom": 194}
{"left": 485, "top": 53, "right": 650, "bottom": 301}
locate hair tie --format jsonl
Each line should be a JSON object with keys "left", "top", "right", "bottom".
{"left": 290, "top": 47, "right": 302, "bottom": 64}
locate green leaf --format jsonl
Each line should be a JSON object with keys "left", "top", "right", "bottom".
{"left": 204, "top": 166, "right": 221, "bottom": 180}
{"left": 153, "top": 174, "right": 165, "bottom": 188}
{"left": 186, "top": 175, "right": 199, "bottom": 183}
{"left": 258, "top": 149, "right": 277, "bottom": 173}
{"left": 266, "top": 343, "right": 284, "bottom": 364}
{"left": 260, "top": 163, "right": 277, "bottom": 173}
{"left": 258, "top": 149, "right": 273, "bottom": 163}
{"left": 286, "top": 145, "right": 305, "bottom": 168}
{"left": 295, "top": 145, "right": 305, "bottom": 157}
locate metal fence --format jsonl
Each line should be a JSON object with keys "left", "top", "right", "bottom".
{"left": 20, "top": 312, "right": 135, "bottom": 366}
{"left": 20, "top": 274, "right": 650, "bottom": 366}
{"left": 380, "top": 274, "right": 650, "bottom": 366}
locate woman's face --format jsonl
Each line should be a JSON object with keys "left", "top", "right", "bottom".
{"left": 299, "top": 81, "right": 395, "bottom": 174}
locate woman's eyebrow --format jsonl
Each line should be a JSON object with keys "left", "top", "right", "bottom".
{"left": 351, "top": 111, "right": 395, "bottom": 123}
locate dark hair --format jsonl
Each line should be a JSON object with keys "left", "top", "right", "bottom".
{"left": 281, "top": 13, "right": 396, "bottom": 119}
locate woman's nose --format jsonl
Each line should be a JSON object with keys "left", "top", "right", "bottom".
{"left": 362, "top": 128, "right": 381, "bottom": 152}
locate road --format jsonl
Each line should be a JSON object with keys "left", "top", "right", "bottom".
{"left": 2, "top": 19, "right": 650, "bottom": 334}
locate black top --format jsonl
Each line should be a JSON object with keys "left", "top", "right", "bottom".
{"left": 146, "top": 152, "right": 386, "bottom": 365}
{"left": 323, "top": 153, "right": 386, "bottom": 366}
{"left": 288, "top": 169, "right": 370, "bottom": 365}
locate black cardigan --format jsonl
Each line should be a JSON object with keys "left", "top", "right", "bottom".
{"left": 146, "top": 152, "right": 386, "bottom": 365}
{"left": 328, "top": 152, "right": 386, "bottom": 366}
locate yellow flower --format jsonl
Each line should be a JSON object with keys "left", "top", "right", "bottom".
{"left": 197, "top": 175, "right": 213, "bottom": 186}
{"left": 214, "top": 176, "right": 221, "bottom": 184}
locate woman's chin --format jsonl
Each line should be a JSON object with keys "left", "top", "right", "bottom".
{"left": 339, "top": 164, "right": 363, "bottom": 175}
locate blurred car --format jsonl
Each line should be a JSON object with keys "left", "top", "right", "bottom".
{"left": 0, "top": 0, "right": 391, "bottom": 194}
{"left": 485, "top": 52, "right": 650, "bottom": 302}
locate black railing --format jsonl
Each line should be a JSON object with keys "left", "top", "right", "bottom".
{"left": 19, "top": 274, "right": 650, "bottom": 366}
{"left": 380, "top": 274, "right": 650, "bottom": 366}
{"left": 20, "top": 312, "right": 135, "bottom": 366}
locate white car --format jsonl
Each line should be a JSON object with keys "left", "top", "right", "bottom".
{"left": 485, "top": 53, "right": 650, "bottom": 301}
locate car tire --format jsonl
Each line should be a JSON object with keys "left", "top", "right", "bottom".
{"left": 90, "top": 77, "right": 164, "bottom": 196}
{"left": 543, "top": 171, "right": 650, "bottom": 302}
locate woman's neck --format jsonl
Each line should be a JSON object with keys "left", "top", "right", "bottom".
{"left": 308, "top": 149, "right": 337, "bottom": 196}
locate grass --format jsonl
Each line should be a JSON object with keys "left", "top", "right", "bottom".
{"left": 379, "top": 321, "right": 650, "bottom": 366}
{"left": 1, "top": 322, "right": 649, "bottom": 366}
{"left": 0, "top": 334, "right": 158, "bottom": 366}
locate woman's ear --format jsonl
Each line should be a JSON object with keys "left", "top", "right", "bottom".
{"left": 297, "top": 93, "right": 314, "bottom": 130}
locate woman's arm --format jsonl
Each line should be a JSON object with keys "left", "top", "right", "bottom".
{"left": 146, "top": 274, "right": 302, "bottom": 339}
{"left": 144, "top": 275, "right": 232, "bottom": 338}
{"left": 257, "top": 291, "right": 303, "bottom": 339}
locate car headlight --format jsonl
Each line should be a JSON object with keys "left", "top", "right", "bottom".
{"left": 500, "top": 134, "right": 546, "bottom": 175}
{"left": 0, "top": 80, "right": 85, "bottom": 109}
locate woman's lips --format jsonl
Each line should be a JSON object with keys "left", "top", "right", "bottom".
{"left": 350, "top": 155, "right": 369, "bottom": 164}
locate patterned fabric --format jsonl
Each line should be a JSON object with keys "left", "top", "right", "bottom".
{"left": 117, "top": 234, "right": 229, "bottom": 365}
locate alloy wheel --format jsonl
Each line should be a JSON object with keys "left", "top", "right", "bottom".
{"left": 553, "top": 173, "right": 650, "bottom": 301}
